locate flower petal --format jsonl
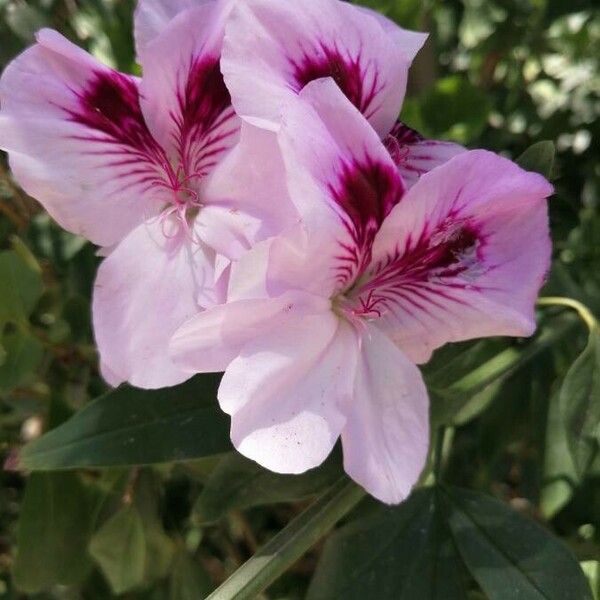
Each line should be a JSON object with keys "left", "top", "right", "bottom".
{"left": 134, "top": 0, "right": 205, "bottom": 55}
{"left": 138, "top": 1, "right": 239, "bottom": 185}
{"left": 352, "top": 150, "right": 553, "bottom": 363}
{"left": 170, "top": 290, "right": 330, "bottom": 373}
{"left": 278, "top": 79, "right": 403, "bottom": 294}
{"left": 222, "top": 0, "right": 425, "bottom": 136}
{"left": 220, "top": 316, "right": 358, "bottom": 474}
{"left": 0, "top": 29, "right": 171, "bottom": 247}
{"left": 197, "top": 123, "right": 297, "bottom": 259}
{"left": 341, "top": 326, "right": 429, "bottom": 504}
{"left": 93, "top": 219, "right": 217, "bottom": 389}
{"left": 383, "top": 121, "right": 465, "bottom": 188}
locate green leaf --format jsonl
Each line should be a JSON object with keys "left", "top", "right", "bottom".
{"left": 0, "top": 331, "right": 43, "bottom": 392}
{"left": 559, "top": 329, "right": 600, "bottom": 477}
{"left": 444, "top": 486, "right": 593, "bottom": 600}
{"left": 169, "top": 549, "right": 212, "bottom": 600}
{"left": 134, "top": 470, "right": 175, "bottom": 581}
{"left": 429, "top": 316, "right": 575, "bottom": 427}
{"left": 0, "top": 249, "right": 43, "bottom": 325}
{"left": 89, "top": 505, "right": 146, "bottom": 594}
{"left": 194, "top": 449, "right": 342, "bottom": 523}
{"left": 581, "top": 561, "right": 600, "bottom": 600}
{"left": 13, "top": 472, "right": 98, "bottom": 593}
{"left": 207, "top": 479, "right": 365, "bottom": 600}
{"left": 307, "top": 488, "right": 467, "bottom": 599}
{"left": 17, "top": 375, "right": 232, "bottom": 470}
{"left": 541, "top": 391, "right": 580, "bottom": 519}
{"left": 516, "top": 141, "right": 556, "bottom": 179}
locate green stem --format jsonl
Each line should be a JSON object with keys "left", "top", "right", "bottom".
{"left": 537, "top": 296, "right": 598, "bottom": 332}
{"left": 207, "top": 478, "right": 365, "bottom": 600}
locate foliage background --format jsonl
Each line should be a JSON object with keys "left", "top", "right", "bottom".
{"left": 0, "top": 0, "right": 599, "bottom": 598}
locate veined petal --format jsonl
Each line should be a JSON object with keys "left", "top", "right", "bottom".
{"left": 341, "top": 326, "right": 429, "bottom": 504}
{"left": 198, "top": 123, "right": 298, "bottom": 259}
{"left": 384, "top": 121, "right": 465, "bottom": 188}
{"left": 134, "top": 0, "right": 207, "bottom": 56}
{"left": 138, "top": 1, "right": 239, "bottom": 186}
{"left": 351, "top": 150, "right": 553, "bottom": 363}
{"left": 0, "top": 30, "right": 171, "bottom": 247}
{"left": 222, "top": 0, "right": 425, "bottom": 136}
{"left": 170, "top": 290, "right": 331, "bottom": 374}
{"left": 278, "top": 79, "right": 403, "bottom": 294}
{"left": 220, "top": 316, "right": 358, "bottom": 474}
{"left": 93, "top": 219, "right": 216, "bottom": 389}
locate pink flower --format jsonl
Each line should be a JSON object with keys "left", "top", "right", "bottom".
{"left": 0, "top": 0, "right": 292, "bottom": 388}
{"left": 171, "top": 80, "right": 553, "bottom": 504}
{"left": 222, "top": 0, "right": 464, "bottom": 186}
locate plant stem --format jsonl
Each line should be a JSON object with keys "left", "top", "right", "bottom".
{"left": 537, "top": 296, "right": 598, "bottom": 332}
{"left": 206, "top": 478, "right": 365, "bottom": 600}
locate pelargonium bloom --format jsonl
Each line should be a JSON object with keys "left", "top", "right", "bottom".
{"left": 222, "top": 0, "right": 464, "bottom": 187}
{"left": 0, "top": 0, "right": 290, "bottom": 388}
{"left": 171, "top": 80, "right": 553, "bottom": 504}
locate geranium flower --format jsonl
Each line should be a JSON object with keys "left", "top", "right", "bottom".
{"left": 222, "top": 0, "right": 464, "bottom": 186}
{"left": 0, "top": 0, "right": 291, "bottom": 388}
{"left": 171, "top": 80, "right": 553, "bottom": 503}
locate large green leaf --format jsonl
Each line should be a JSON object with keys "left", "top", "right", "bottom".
{"left": 308, "top": 486, "right": 592, "bottom": 600}
{"left": 13, "top": 472, "right": 98, "bottom": 593}
{"left": 89, "top": 505, "right": 146, "bottom": 594}
{"left": 444, "top": 486, "right": 593, "bottom": 600}
{"left": 194, "top": 449, "right": 343, "bottom": 523}
{"left": 0, "top": 249, "right": 42, "bottom": 325}
{"left": 307, "top": 488, "right": 467, "bottom": 599}
{"left": 558, "top": 329, "right": 600, "bottom": 476}
{"left": 17, "top": 375, "right": 232, "bottom": 470}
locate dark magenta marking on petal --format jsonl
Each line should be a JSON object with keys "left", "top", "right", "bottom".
{"left": 291, "top": 43, "right": 383, "bottom": 119}
{"left": 329, "top": 157, "right": 404, "bottom": 287}
{"left": 67, "top": 70, "right": 166, "bottom": 164}
{"left": 172, "top": 55, "right": 238, "bottom": 179}
{"left": 350, "top": 219, "right": 483, "bottom": 319}
{"left": 62, "top": 69, "right": 175, "bottom": 195}
{"left": 384, "top": 121, "right": 423, "bottom": 168}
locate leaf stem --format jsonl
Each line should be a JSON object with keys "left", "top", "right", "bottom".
{"left": 537, "top": 297, "right": 598, "bottom": 332}
{"left": 206, "top": 478, "right": 365, "bottom": 600}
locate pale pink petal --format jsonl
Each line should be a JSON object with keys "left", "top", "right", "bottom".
{"left": 383, "top": 121, "right": 465, "bottom": 188}
{"left": 138, "top": 1, "right": 239, "bottom": 185}
{"left": 0, "top": 29, "right": 170, "bottom": 247}
{"left": 134, "top": 0, "right": 207, "bottom": 55}
{"left": 170, "top": 290, "right": 330, "bottom": 373}
{"left": 278, "top": 79, "right": 403, "bottom": 294}
{"left": 93, "top": 219, "right": 217, "bottom": 389}
{"left": 341, "top": 326, "right": 429, "bottom": 504}
{"left": 350, "top": 150, "right": 553, "bottom": 363}
{"left": 222, "top": 0, "right": 426, "bottom": 136}
{"left": 197, "top": 123, "right": 298, "bottom": 259}
{"left": 356, "top": 6, "right": 428, "bottom": 57}
{"left": 220, "top": 317, "right": 358, "bottom": 473}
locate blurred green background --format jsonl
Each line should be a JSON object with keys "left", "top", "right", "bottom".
{"left": 0, "top": 0, "right": 599, "bottom": 598}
